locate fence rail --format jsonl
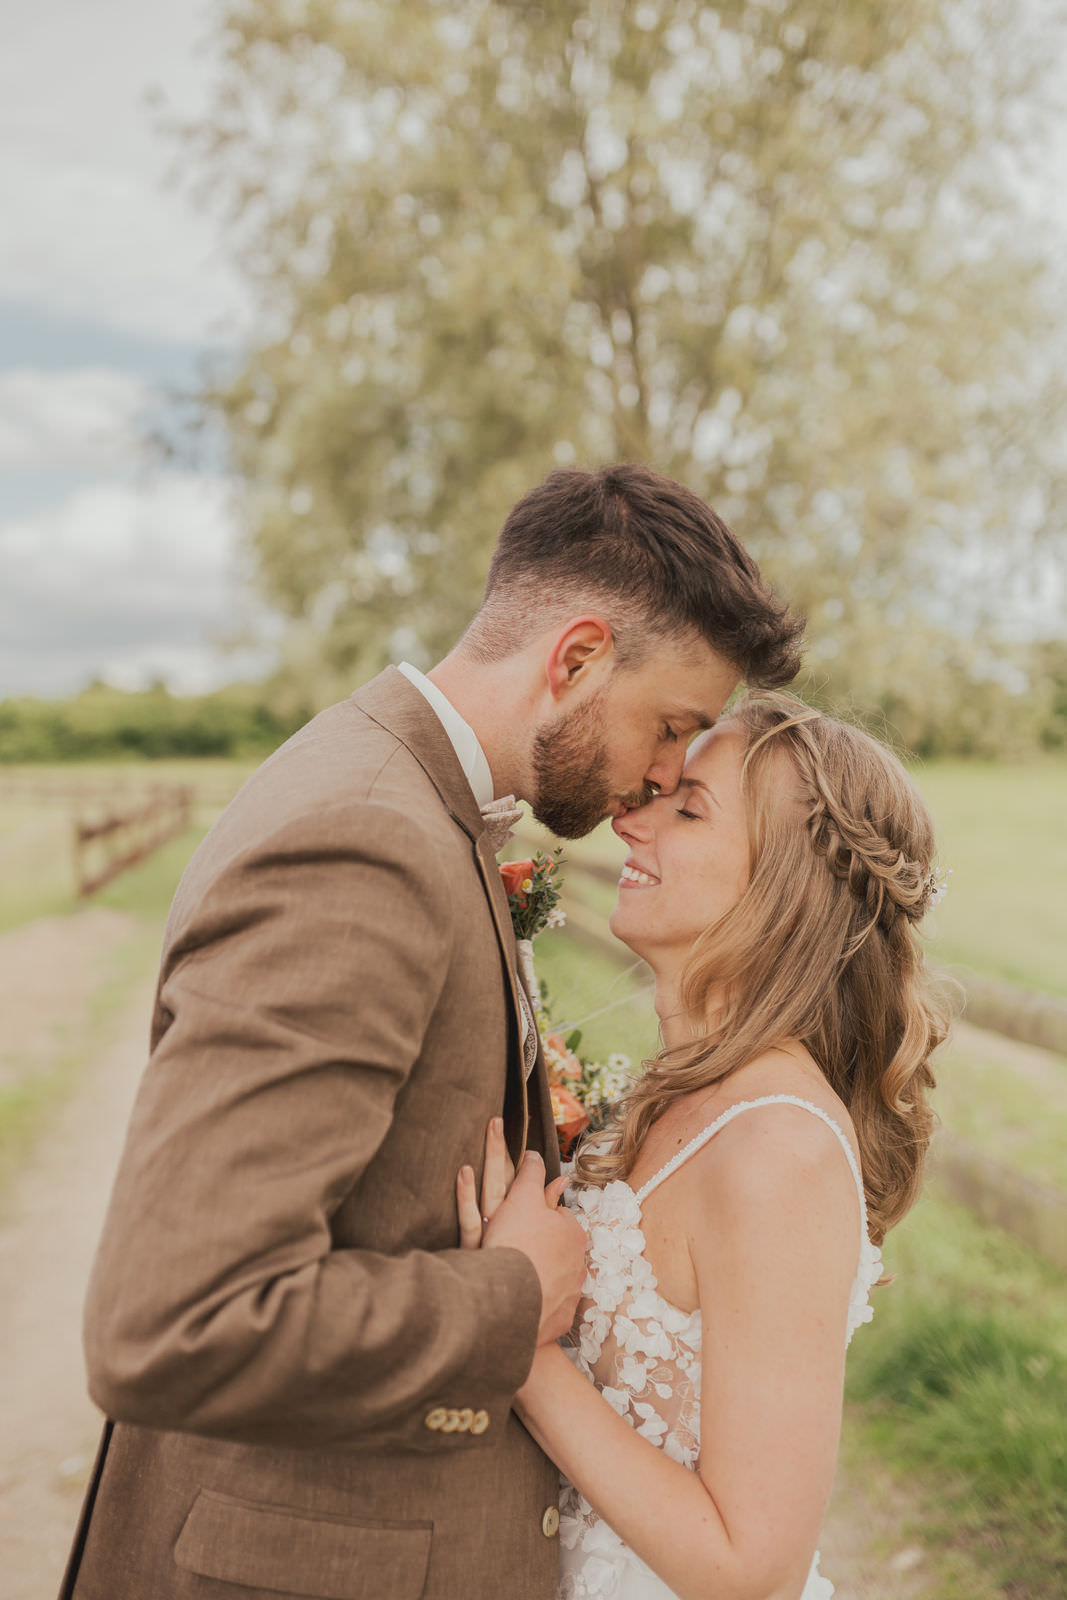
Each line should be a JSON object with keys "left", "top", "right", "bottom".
{"left": 959, "top": 976, "right": 1067, "bottom": 1058}
{"left": 930, "top": 1130, "right": 1067, "bottom": 1273}
{"left": 73, "top": 786, "right": 195, "bottom": 897}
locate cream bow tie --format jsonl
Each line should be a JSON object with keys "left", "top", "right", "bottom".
{"left": 480, "top": 795, "right": 524, "bottom": 852}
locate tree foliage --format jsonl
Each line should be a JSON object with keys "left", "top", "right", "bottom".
{"left": 188, "top": 0, "right": 1066, "bottom": 745}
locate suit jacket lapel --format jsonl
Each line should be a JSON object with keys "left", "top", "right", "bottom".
{"left": 352, "top": 669, "right": 539, "bottom": 1162}
{"left": 353, "top": 667, "right": 486, "bottom": 841}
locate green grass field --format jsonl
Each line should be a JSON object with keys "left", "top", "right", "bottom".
{"left": 933, "top": 1027, "right": 1067, "bottom": 1191}
{"left": 911, "top": 760, "right": 1067, "bottom": 999}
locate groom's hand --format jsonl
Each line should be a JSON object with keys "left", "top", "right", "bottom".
{"left": 484, "top": 1152, "right": 585, "bottom": 1344}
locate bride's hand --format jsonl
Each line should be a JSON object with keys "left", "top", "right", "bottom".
{"left": 457, "top": 1117, "right": 516, "bottom": 1248}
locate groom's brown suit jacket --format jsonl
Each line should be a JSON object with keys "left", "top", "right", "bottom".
{"left": 61, "top": 668, "right": 562, "bottom": 1600}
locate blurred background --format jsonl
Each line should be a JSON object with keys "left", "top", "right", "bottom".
{"left": 0, "top": 2, "right": 1064, "bottom": 1597}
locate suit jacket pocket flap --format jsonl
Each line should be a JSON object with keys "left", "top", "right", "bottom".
{"left": 174, "top": 1488, "right": 433, "bottom": 1599}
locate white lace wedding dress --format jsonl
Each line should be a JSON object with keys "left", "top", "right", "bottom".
{"left": 557, "top": 1095, "right": 884, "bottom": 1600}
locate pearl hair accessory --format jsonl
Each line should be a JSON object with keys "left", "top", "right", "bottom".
{"left": 921, "top": 865, "right": 952, "bottom": 912}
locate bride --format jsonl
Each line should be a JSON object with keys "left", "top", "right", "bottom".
{"left": 458, "top": 692, "right": 951, "bottom": 1600}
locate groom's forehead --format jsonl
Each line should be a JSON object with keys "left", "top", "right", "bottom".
{"left": 637, "top": 656, "right": 734, "bottom": 724}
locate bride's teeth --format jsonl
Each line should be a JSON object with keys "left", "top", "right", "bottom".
{"left": 620, "top": 865, "right": 658, "bottom": 886}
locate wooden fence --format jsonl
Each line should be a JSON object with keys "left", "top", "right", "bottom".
{"left": 0, "top": 774, "right": 245, "bottom": 899}
{"left": 930, "top": 1130, "right": 1067, "bottom": 1273}
{"left": 73, "top": 787, "right": 195, "bottom": 897}
{"left": 960, "top": 975, "right": 1067, "bottom": 1057}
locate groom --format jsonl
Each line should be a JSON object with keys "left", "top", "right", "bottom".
{"left": 62, "top": 463, "right": 802, "bottom": 1600}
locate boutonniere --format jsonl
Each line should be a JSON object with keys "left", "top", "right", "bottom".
{"left": 499, "top": 849, "right": 566, "bottom": 943}
{"left": 499, "top": 849, "right": 565, "bottom": 1014}
{"left": 498, "top": 849, "right": 635, "bottom": 1158}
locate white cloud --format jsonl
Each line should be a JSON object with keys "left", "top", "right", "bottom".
{"left": 0, "top": 472, "right": 276, "bottom": 697}
{"left": 0, "top": 0, "right": 250, "bottom": 346}
{"left": 0, "top": 367, "right": 151, "bottom": 471}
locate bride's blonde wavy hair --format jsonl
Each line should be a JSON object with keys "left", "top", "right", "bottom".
{"left": 574, "top": 692, "right": 955, "bottom": 1246}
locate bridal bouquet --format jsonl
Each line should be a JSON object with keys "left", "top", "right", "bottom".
{"left": 539, "top": 1023, "right": 634, "bottom": 1157}
{"left": 500, "top": 850, "right": 634, "bottom": 1157}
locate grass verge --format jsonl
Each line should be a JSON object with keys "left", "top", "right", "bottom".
{"left": 912, "top": 760, "right": 1067, "bottom": 1000}
{"left": 0, "top": 826, "right": 207, "bottom": 1202}
{"left": 0, "top": 925, "right": 157, "bottom": 1204}
{"left": 845, "top": 1183, "right": 1067, "bottom": 1598}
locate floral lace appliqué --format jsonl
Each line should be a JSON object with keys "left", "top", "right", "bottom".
{"left": 557, "top": 1098, "right": 880, "bottom": 1600}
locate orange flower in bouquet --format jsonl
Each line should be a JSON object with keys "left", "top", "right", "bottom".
{"left": 549, "top": 1083, "right": 591, "bottom": 1157}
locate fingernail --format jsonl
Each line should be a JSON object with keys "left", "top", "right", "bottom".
{"left": 492, "top": 1117, "right": 504, "bottom": 1136}
{"left": 460, "top": 1166, "right": 473, "bottom": 1184}
{"left": 524, "top": 1150, "right": 542, "bottom": 1165}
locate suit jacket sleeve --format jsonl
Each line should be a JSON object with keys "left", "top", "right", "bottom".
{"left": 82, "top": 801, "right": 543, "bottom": 1453}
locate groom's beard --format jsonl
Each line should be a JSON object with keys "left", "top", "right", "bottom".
{"left": 530, "top": 691, "right": 655, "bottom": 838}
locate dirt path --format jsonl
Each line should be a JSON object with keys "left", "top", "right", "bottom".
{"left": 0, "top": 909, "right": 136, "bottom": 1091}
{"left": 821, "top": 1452, "right": 940, "bottom": 1599}
{"left": 0, "top": 961, "right": 154, "bottom": 1599}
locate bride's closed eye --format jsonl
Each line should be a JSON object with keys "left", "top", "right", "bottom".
{"left": 676, "top": 806, "right": 701, "bottom": 820}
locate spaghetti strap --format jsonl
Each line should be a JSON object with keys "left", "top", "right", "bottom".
{"left": 635, "top": 1093, "right": 868, "bottom": 1226}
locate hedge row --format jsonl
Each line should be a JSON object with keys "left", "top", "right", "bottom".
{"left": 0, "top": 684, "right": 310, "bottom": 761}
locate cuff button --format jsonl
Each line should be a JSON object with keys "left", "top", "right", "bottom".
{"left": 471, "top": 1409, "right": 490, "bottom": 1435}
{"left": 424, "top": 1407, "right": 448, "bottom": 1431}
{"left": 456, "top": 1408, "right": 474, "bottom": 1432}
{"left": 440, "top": 1409, "right": 461, "bottom": 1433}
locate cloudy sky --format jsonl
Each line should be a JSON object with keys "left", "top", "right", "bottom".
{"left": 0, "top": 0, "right": 266, "bottom": 697}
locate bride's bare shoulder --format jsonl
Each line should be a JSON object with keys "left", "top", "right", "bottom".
{"left": 674, "top": 1049, "right": 861, "bottom": 1202}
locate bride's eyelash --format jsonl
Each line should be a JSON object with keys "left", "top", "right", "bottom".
{"left": 676, "top": 807, "right": 700, "bottom": 820}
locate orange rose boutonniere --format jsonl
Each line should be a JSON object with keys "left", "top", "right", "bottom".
{"left": 499, "top": 849, "right": 565, "bottom": 941}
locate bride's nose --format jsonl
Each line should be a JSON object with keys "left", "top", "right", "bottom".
{"left": 612, "top": 800, "right": 657, "bottom": 846}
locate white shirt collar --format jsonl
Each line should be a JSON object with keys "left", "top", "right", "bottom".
{"left": 396, "top": 662, "right": 496, "bottom": 809}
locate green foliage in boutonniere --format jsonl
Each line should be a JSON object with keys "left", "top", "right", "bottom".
{"left": 499, "top": 848, "right": 566, "bottom": 942}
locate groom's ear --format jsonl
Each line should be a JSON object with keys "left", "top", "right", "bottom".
{"left": 544, "top": 616, "right": 615, "bottom": 699}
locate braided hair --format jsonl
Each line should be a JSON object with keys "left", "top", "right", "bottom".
{"left": 575, "top": 693, "right": 954, "bottom": 1245}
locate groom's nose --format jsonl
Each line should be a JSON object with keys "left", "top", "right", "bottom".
{"left": 645, "top": 747, "right": 686, "bottom": 797}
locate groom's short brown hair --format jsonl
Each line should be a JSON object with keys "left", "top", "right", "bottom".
{"left": 466, "top": 463, "right": 804, "bottom": 688}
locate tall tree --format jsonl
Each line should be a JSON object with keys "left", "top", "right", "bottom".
{"left": 188, "top": 0, "right": 1066, "bottom": 737}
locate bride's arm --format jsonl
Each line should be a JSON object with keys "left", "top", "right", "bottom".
{"left": 510, "top": 1107, "right": 861, "bottom": 1600}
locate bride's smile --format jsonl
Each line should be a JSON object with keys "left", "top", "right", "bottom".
{"left": 609, "top": 722, "right": 754, "bottom": 978}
